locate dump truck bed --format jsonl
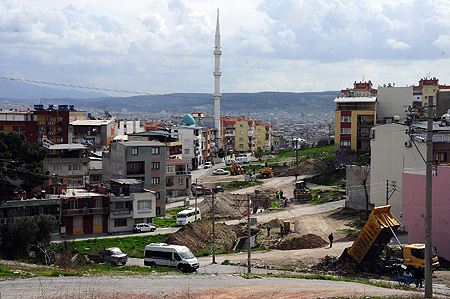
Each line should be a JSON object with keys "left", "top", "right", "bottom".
{"left": 346, "top": 205, "right": 400, "bottom": 264}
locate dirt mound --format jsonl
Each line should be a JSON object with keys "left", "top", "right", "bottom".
{"left": 277, "top": 234, "right": 328, "bottom": 250}
{"left": 272, "top": 159, "right": 327, "bottom": 177}
{"left": 198, "top": 193, "right": 242, "bottom": 219}
{"left": 312, "top": 251, "right": 359, "bottom": 274}
{"left": 164, "top": 220, "right": 246, "bottom": 254}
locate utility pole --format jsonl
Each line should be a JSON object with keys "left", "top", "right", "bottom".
{"left": 295, "top": 138, "right": 299, "bottom": 181}
{"left": 385, "top": 180, "right": 397, "bottom": 206}
{"left": 247, "top": 193, "right": 251, "bottom": 274}
{"left": 212, "top": 192, "right": 216, "bottom": 264}
{"left": 425, "top": 95, "right": 434, "bottom": 298}
{"left": 195, "top": 178, "right": 198, "bottom": 221}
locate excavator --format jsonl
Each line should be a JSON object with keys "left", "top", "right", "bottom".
{"left": 230, "top": 162, "right": 245, "bottom": 175}
{"left": 293, "top": 180, "right": 312, "bottom": 201}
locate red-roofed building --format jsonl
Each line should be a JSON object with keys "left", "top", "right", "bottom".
{"left": 341, "top": 80, "right": 377, "bottom": 97}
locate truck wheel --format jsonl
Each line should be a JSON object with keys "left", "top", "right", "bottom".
{"left": 362, "top": 261, "right": 373, "bottom": 272}
{"left": 149, "top": 262, "right": 156, "bottom": 268}
{"left": 373, "top": 262, "right": 385, "bottom": 274}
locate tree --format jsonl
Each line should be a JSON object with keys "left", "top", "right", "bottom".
{"left": 255, "top": 148, "right": 263, "bottom": 161}
{"left": 0, "top": 215, "right": 55, "bottom": 261}
{"left": 217, "top": 148, "right": 225, "bottom": 158}
{"left": 0, "top": 133, "right": 48, "bottom": 201}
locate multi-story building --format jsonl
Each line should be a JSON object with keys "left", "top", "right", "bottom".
{"left": 341, "top": 80, "right": 377, "bottom": 97}
{"left": 102, "top": 141, "right": 167, "bottom": 216}
{"left": 116, "top": 119, "right": 145, "bottom": 136}
{"left": 108, "top": 179, "right": 156, "bottom": 233}
{"left": 376, "top": 86, "right": 412, "bottom": 124}
{"left": 32, "top": 104, "right": 86, "bottom": 144}
{"left": 165, "top": 159, "right": 191, "bottom": 198}
{"left": 43, "top": 143, "right": 90, "bottom": 188}
{"left": 0, "top": 110, "right": 34, "bottom": 141}
{"left": 59, "top": 185, "right": 110, "bottom": 235}
{"left": 69, "top": 119, "right": 117, "bottom": 150}
{"left": 202, "top": 127, "right": 213, "bottom": 161}
{"left": 128, "top": 130, "right": 182, "bottom": 159}
{"left": 334, "top": 97, "right": 376, "bottom": 154}
{"left": 172, "top": 125, "right": 204, "bottom": 170}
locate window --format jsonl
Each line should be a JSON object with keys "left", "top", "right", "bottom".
{"left": 56, "top": 137, "right": 63, "bottom": 143}
{"left": 114, "top": 219, "right": 127, "bottom": 227}
{"left": 361, "top": 140, "right": 370, "bottom": 147}
{"left": 151, "top": 177, "right": 160, "bottom": 185}
{"left": 166, "top": 165, "right": 175, "bottom": 173}
{"left": 129, "top": 162, "right": 143, "bottom": 170}
{"left": 72, "top": 138, "right": 78, "bottom": 143}
{"left": 20, "top": 126, "right": 26, "bottom": 132}
{"left": 156, "top": 192, "right": 160, "bottom": 200}
{"left": 53, "top": 165, "right": 62, "bottom": 172}
{"left": 152, "top": 147, "right": 160, "bottom": 155}
{"left": 13, "top": 126, "right": 19, "bottom": 131}
{"left": 239, "top": 144, "right": 244, "bottom": 148}
{"left": 184, "top": 149, "right": 190, "bottom": 154}
{"left": 151, "top": 162, "right": 160, "bottom": 169}
{"left": 73, "top": 218, "right": 83, "bottom": 227}
{"left": 135, "top": 137, "right": 142, "bottom": 141}
{"left": 132, "top": 147, "right": 138, "bottom": 155}
{"left": 115, "top": 202, "right": 124, "bottom": 209}
{"left": 178, "top": 178, "right": 183, "bottom": 185}
{"left": 437, "top": 152, "right": 447, "bottom": 162}
{"left": 239, "top": 137, "right": 244, "bottom": 141}
{"left": 240, "top": 131, "right": 244, "bottom": 135}
{"left": 341, "top": 116, "right": 351, "bottom": 122}
{"left": 93, "top": 216, "right": 102, "bottom": 226}
{"left": 138, "top": 200, "right": 151, "bottom": 210}
{"left": 340, "top": 140, "right": 351, "bottom": 147}
{"left": 361, "top": 128, "right": 369, "bottom": 134}
{"left": 340, "top": 128, "right": 351, "bottom": 134}
{"left": 94, "top": 199, "right": 102, "bottom": 208}
{"left": 69, "top": 164, "right": 81, "bottom": 171}
{"left": 68, "top": 200, "right": 78, "bottom": 209}
{"left": 239, "top": 124, "right": 243, "bottom": 127}
{"left": 0, "top": 126, "right": 3, "bottom": 131}
{"left": 257, "top": 141, "right": 261, "bottom": 144}
{"left": 57, "top": 116, "right": 63, "bottom": 122}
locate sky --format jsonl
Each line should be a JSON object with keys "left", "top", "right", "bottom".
{"left": 2, "top": 0, "right": 450, "bottom": 95}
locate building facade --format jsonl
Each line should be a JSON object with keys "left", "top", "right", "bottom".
{"left": 102, "top": 141, "right": 167, "bottom": 216}
{"left": 165, "top": 159, "right": 191, "bottom": 198}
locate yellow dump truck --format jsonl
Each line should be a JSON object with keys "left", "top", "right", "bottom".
{"left": 230, "top": 162, "right": 245, "bottom": 175}
{"left": 260, "top": 166, "right": 273, "bottom": 178}
{"left": 341, "top": 205, "right": 439, "bottom": 274}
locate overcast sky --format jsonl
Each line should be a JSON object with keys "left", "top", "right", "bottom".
{"left": 2, "top": 0, "right": 450, "bottom": 95}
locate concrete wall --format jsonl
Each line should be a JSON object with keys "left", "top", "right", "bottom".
{"left": 376, "top": 86, "right": 413, "bottom": 122}
{"left": 345, "top": 165, "right": 373, "bottom": 210}
{"left": 370, "top": 123, "right": 426, "bottom": 221}
{"left": 402, "top": 167, "right": 450, "bottom": 260}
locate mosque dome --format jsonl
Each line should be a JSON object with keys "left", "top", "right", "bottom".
{"left": 180, "top": 114, "right": 196, "bottom": 126}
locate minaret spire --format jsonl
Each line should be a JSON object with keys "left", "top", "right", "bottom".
{"left": 213, "top": 8, "right": 222, "bottom": 148}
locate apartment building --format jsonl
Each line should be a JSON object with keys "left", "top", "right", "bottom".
{"left": 69, "top": 119, "right": 117, "bottom": 150}
{"left": 102, "top": 141, "right": 167, "bottom": 216}
{"left": 341, "top": 80, "right": 377, "bottom": 97}
{"left": 334, "top": 97, "right": 376, "bottom": 154}
{"left": 108, "top": 179, "right": 156, "bottom": 233}
{"left": 165, "top": 159, "right": 191, "bottom": 198}
{"left": 43, "top": 143, "right": 90, "bottom": 188}
{"left": 172, "top": 125, "right": 204, "bottom": 170}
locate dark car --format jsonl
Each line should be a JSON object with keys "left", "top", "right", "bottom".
{"left": 202, "top": 187, "right": 212, "bottom": 195}
{"left": 213, "top": 186, "right": 224, "bottom": 193}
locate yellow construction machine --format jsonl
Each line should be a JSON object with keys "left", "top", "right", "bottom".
{"left": 293, "top": 180, "right": 312, "bottom": 201}
{"left": 230, "top": 162, "right": 245, "bottom": 175}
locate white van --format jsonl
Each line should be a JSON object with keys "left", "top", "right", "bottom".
{"left": 176, "top": 208, "right": 201, "bottom": 226}
{"left": 235, "top": 157, "right": 249, "bottom": 164}
{"left": 144, "top": 243, "right": 199, "bottom": 272}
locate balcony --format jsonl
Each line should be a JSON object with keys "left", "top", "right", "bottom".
{"left": 63, "top": 207, "right": 108, "bottom": 216}
{"left": 110, "top": 210, "right": 132, "bottom": 218}
{"left": 357, "top": 121, "right": 374, "bottom": 126}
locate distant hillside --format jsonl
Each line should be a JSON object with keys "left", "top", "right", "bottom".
{"left": 0, "top": 78, "right": 338, "bottom": 114}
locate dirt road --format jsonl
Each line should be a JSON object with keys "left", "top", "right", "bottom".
{"left": 0, "top": 273, "right": 419, "bottom": 299}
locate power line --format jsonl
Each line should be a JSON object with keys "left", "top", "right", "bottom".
{"left": 0, "top": 76, "right": 311, "bottom": 105}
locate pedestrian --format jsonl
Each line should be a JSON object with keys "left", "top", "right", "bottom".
{"left": 276, "top": 190, "right": 279, "bottom": 199}
{"left": 267, "top": 224, "right": 271, "bottom": 237}
{"left": 280, "top": 224, "right": 284, "bottom": 238}
{"left": 414, "top": 268, "right": 424, "bottom": 288}
{"left": 328, "top": 233, "right": 334, "bottom": 248}
{"left": 280, "top": 190, "right": 284, "bottom": 199}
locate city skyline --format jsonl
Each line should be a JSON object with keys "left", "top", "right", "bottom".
{"left": 2, "top": 0, "right": 450, "bottom": 96}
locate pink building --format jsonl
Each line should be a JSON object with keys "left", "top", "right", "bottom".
{"left": 402, "top": 166, "right": 450, "bottom": 260}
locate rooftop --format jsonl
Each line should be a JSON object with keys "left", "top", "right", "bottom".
{"left": 334, "top": 97, "right": 377, "bottom": 103}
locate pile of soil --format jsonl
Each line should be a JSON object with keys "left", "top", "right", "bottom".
{"left": 277, "top": 234, "right": 328, "bottom": 250}
{"left": 198, "top": 194, "right": 242, "bottom": 219}
{"left": 164, "top": 220, "right": 246, "bottom": 254}
{"left": 312, "top": 251, "right": 359, "bottom": 274}
{"left": 272, "top": 159, "right": 328, "bottom": 177}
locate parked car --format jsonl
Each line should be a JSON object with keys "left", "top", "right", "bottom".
{"left": 88, "top": 247, "right": 128, "bottom": 266}
{"left": 213, "top": 168, "right": 230, "bottom": 175}
{"left": 212, "top": 186, "right": 224, "bottom": 193}
{"left": 225, "top": 160, "right": 235, "bottom": 166}
{"left": 204, "top": 162, "right": 212, "bottom": 169}
{"left": 133, "top": 223, "right": 156, "bottom": 233}
{"left": 202, "top": 187, "right": 212, "bottom": 195}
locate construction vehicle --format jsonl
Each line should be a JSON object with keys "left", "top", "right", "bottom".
{"left": 340, "top": 205, "right": 439, "bottom": 275}
{"left": 293, "top": 180, "right": 312, "bottom": 201}
{"left": 260, "top": 165, "right": 273, "bottom": 178}
{"left": 230, "top": 162, "right": 245, "bottom": 175}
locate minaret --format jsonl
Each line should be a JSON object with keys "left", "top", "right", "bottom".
{"left": 213, "top": 8, "right": 222, "bottom": 147}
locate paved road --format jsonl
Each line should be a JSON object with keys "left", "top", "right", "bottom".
{"left": 0, "top": 273, "right": 420, "bottom": 299}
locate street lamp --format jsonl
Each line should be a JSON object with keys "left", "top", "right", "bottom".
{"left": 293, "top": 138, "right": 299, "bottom": 181}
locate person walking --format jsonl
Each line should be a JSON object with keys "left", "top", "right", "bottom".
{"left": 328, "top": 233, "right": 334, "bottom": 248}
{"left": 280, "top": 190, "right": 284, "bottom": 199}
{"left": 414, "top": 268, "right": 424, "bottom": 288}
{"left": 280, "top": 224, "right": 284, "bottom": 238}
{"left": 267, "top": 224, "right": 271, "bottom": 238}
